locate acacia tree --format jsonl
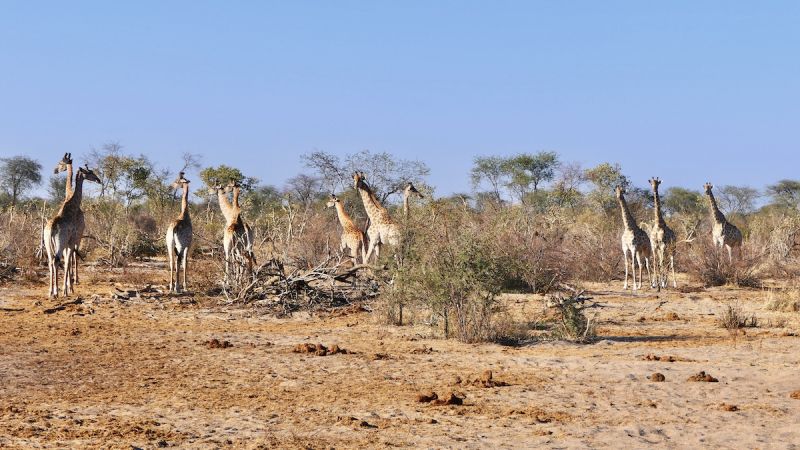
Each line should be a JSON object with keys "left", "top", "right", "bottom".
{"left": 470, "top": 156, "right": 506, "bottom": 204}
{"left": 766, "top": 180, "right": 800, "bottom": 209}
{"left": 717, "top": 185, "right": 760, "bottom": 215}
{"left": 0, "top": 156, "right": 42, "bottom": 207}
{"left": 302, "top": 149, "right": 429, "bottom": 202}
{"left": 501, "top": 151, "right": 559, "bottom": 203}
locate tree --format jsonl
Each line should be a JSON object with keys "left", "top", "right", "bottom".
{"left": 48, "top": 176, "right": 67, "bottom": 204}
{"left": 717, "top": 185, "right": 760, "bottom": 215}
{"left": 584, "top": 162, "right": 629, "bottom": 211}
{"left": 303, "top": 149, "right": 429, "bottom": 202}
{"left": 198, "top": 165, "right": 259, "bottom": 194}
{"left": 284, "top": 174, "right": 323, "bottom": 206}
{"left": 766, "top": 180, "right": 800, "bottom": 209}
{"left": 0, "top": 156, "right": 42, "bottom": 206}
{"left": 501, "top": 151, "right": 559, "bottom": 202}
{"left": 470, "top": 156, "right": 506, "bottom": 203}
{"left": 663, "top": 187, "right": 705, "bottom": 242}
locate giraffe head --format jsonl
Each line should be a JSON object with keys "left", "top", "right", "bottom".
{"left": 171, "top": 171, "right": 190, "bottom": 189}
{"left": 54, "top": 152, "right": 72, "bottom": 175}
{"left": 404, "top": 182, "right": 424, "bottom": 199}
{"left": 648, "top": 177, "right": 661, "bottom": 191}
{"left": 614, "top": 185, "right": 626, "bottom": 199}
{"left": 77, "top": 164, "right": 102, "bottom": 184}
{"left": 703, "top": 182, "right": 714, "bottom": 195}
{"left": 224, "top": 180, "right": 239, "bottom": 194}
{"left": 208, "top": 178, "right": 225, "bottom": 195}
{"left": 352, "top": 171, "right": 367, "bottom": 190}
{"left": 326, "top": 193, "right": 340, "bottom": 209}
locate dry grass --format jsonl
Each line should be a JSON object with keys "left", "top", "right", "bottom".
{"left": 764, "top": 287, "right": 800, "bottom": 312}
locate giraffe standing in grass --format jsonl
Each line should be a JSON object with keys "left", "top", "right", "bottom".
{"left": 327, "top": 193, "right": 367, "bottom": 263}
{"left": 615, "top": 186, "right": 653, "bottom": 290}
{"left": 165, "top": 172, "right": 192, "bottom": 293}
{"left": 704, "top": 183, "right": 742, "bottom": 263}
{"left": 44, "top": 166, "right": 101, "bottom": 297}
{"left": 649, "top": 177, "right": 677, "bottom": 289}
{"left": 53, "top": 153, "right": 85, "bottom": 285}
{"left": 353, "top": 172, "right": 400, "bottom": 263}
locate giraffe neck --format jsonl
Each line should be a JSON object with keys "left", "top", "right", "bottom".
{"left": 61, "top": 173, "right": 86, "bottom": 215}
{"left": 178, "top": 183, "right": 191, "bottom": 222}
{"left": 65, "top": 163, "right": 74, "bottom": 198}
{"left": 706, "top": 191, "right": 726, "bottom": 224}
{"left": 334, "top": 202, "right": 357, "bottom": 230}
{"left": 217, "top": 189, "right": 235, "bottom": 223}
{"left": 403, "top": 192, "right": 410, "bottom": 220}
{"left": 617, "top": 194, "right": 637, "bottom": 231}
{"left": 653, "top": 185, "right": 666, "bottom": 226}
{"left": 357, "top": 184, "right": 391, "bottom": 224}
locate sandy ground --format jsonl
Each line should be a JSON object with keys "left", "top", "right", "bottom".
{"left": 1, "top": 264, "right": 799, "bottom": 449}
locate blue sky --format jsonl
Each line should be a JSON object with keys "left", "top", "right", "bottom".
{"left": 1, "top": 1, "right": 798, "bottom": 196}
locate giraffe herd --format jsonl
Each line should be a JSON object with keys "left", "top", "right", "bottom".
{"left": 616, "top": 179, "right": 743, "bottom": 291}
{"left": 40, "top": 152, "right": 742, "bottom": 298}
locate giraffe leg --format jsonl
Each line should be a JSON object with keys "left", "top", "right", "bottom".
{"left": 632, "top": 251, "right": 638, "bottom": 291}
{"left": 623, "top": 249, "right": 630, "bottom": 290}
{"left": 726, "top": 245, "right": 733, "bottom": 264}
{"left": 168, "top": 246, "right": 175, "bottom": 292}
{"left": 182, "top": 249, "right": 189, "bottom": 293}
{"left": 670, "top": 254, "right": 677, "bottom": 288}
{"left": 62, "top": 248, "right": 71, "bottom": 297}
{"left": 48, "top": 255, "right": 56, "bottom": 298}
{"left": 645, "top": 256, "right": 653, "bottom": 290}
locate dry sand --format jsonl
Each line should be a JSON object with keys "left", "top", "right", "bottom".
{"left": 1, "top": 265, "right": 799, "bottom": 449}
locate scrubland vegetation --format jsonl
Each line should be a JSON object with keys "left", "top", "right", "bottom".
{"left": 3, "top": 145, "right": 800, "bottom": 342}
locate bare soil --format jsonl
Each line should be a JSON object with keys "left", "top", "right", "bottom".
{"left": 1, "top": 264, "right": 799, "bottom": 448}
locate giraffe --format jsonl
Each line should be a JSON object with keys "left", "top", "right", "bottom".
{"left": 326, "top": 193, "right": 367, "bottom": 263}
{"left": 43, "top": 165, "right": 101, "bottom": 297}
{"left": 615, "top": 186, "right": 653, "bottom": 290}
{"left": 353, "top": 171, "right": 400, "bottom": 263}
{"left": 703, "top": 183, "right": 742, "bottom": 263}
{"left": 402, "top": 182, "right": 424, "bottom": 220}
{"left": 649, "top": 177, "right": 677, "bottom": 289}
{"left": 53, "top": 153, "right": 85, "bottom": 285}
{"left": 165, "top": 172, "right": 192, "bottom": 293}
{"left": 218, "top": 180, "right": 256, "bottom": 282}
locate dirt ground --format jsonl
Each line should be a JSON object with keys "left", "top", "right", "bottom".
{"left": 1, "top": 263, "right": 799, "bottom": 449}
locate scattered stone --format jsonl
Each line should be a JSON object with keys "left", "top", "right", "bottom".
{"left": 449, "top": 375, "right": 463, "bottom": 386}
{"left": 292, "top": 343, "right": 348, "bottom": 356}
{"left": 687, "top": 371, "right": 718, "bottom": 382}
{"left": 642, "top": 354, "right": 692, "bottom": 362}
{"left": 650, "top": 373, "right": 666, "bottom": 382}
{"left": 416, "top": 391, "right": 438, "bottom": 403}
{"left": 663, "top": 312, "right": 680, "bottom": 321}
{"left": 205, "top": 339, "right": 233, "bottom": 349}
{"left": 790, "top": 390, "right": 800, "bottom": 399}
{"left": 431, "top": 392, "right": 464, "bottom": 406}
{"left": 372, "top": 353, "right": 390, "bottom": 360}
{"left": 719, "top": 403, "right": 738, "bottom": 411}
{"left": 471, "top": 369, "right": 509, "bottom": 388}
{"left": 410, "top": 346, "right": 435, "bottom": 354}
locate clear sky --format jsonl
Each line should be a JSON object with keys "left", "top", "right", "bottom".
{"left": 1, "top": 1, "right": 798, "bottom": 196}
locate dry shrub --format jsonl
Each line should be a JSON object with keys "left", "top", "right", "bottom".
{"left": 387, "top": 202, "right": 513, "bottom": 342}
{"left": 568, "top": 210, "right": 622, "bottom": 281}
{"left": 546, "top": 291, "right": 596, "bottom": 343}
{"left": 764, "top": 287, "right": 800, "bottom": 312}
{"left": 685, "top": 239, "right": 761, "bottom": 287}
{"left": 718, "top": 303, "right": 758, "bottom": 331}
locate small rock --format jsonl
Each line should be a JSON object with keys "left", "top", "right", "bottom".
{"left": 720, "top": 403, "right": 738, "bottom": 412}
{"left": 790, "top": 390, "right": 800, "bottom": 399}
{"left": 650, "top": 373, "right": 666, "bottom": 382}
{"left": 687, "top": 371, "right": 718, "bottom": 382}
{"left": 416, "top": 391, "right": 438, "bottom": 403}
